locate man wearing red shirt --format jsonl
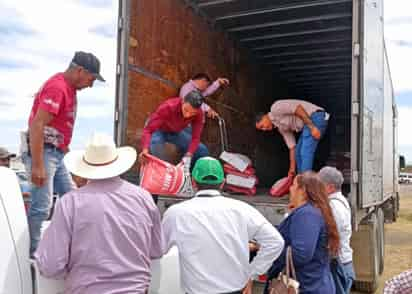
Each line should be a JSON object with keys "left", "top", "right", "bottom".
{"left": 139, "top": 91, "right": 208, "bottom": 171}
{"left": 22, "top": 51, "right": 105, "bottom": 255}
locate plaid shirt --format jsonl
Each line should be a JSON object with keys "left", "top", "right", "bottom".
{"left": 384, "top": 269, "right": 412, "bottom": 294}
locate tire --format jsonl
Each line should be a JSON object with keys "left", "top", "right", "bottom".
{"left": 377, "top": 208, "right": 385, "bottom": 274}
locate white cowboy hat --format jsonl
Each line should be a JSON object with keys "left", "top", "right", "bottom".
{"left": 64, "top": 133, "right": 136, "bottom": 180}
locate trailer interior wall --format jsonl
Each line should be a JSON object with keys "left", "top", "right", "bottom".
{"left": 121, "top": 0, "right": 354, "bottom": 187}
{"left": 124, "top": 0, "right": 289, "bottom": 180}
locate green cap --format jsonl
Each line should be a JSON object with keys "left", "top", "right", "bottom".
{"left": 192, "top": 157, "right": 224, "bottom": 185}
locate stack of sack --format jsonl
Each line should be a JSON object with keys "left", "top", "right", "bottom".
{"left": 219, "top": 151, "right": 258, "bottom": 196}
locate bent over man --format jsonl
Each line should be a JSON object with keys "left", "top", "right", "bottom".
{"left": 256, "top": 99, "right": 329, "bottom": 175}
{"left": 139, "top": 90, "right": 208, "bottom": 170}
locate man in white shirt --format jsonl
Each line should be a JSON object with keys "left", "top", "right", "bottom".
{"left": 319, "top": 166, "right": 355, "bottom": 293}
{"left": 162, "top": 157, "right": 284, "bottom": 294}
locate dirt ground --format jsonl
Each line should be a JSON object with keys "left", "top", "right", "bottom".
{"left": 353, "top": 185, "right": 412, "bottom": 293}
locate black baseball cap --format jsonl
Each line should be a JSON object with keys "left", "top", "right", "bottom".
{"left": 71, "top": 51, "right": 105, "bottom": 82}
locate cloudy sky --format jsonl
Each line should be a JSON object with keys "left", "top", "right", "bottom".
{"left": 0, "top": 1, "right": 411, "bottom": 163}
{"left": 0, "top": 0, "right": 117, "bottom": 153}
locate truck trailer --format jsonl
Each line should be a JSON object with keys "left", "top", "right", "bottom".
{"left": 114, "top": 0, "right": 399, "bottom": 292}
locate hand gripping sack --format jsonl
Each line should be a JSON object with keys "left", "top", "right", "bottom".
{"left": 270, "top": 176, "right": 294, "bottom": 197}
{"left": 139, "top": 154, "right": 186, "bottom": 196}
{"left": 269, "top": 247, "right": 299, "bottom": 294}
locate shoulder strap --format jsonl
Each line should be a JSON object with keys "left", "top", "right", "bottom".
{"left": 329, "top": 195, "right": 350, "bottom": 210}
{"left": 286, "top": 246, "right": 297, "bottom": 280}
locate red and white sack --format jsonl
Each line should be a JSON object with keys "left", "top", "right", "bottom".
{"left": 270, "top": 176, "right": 293, "bottom": 197}
{"left": 140, "top": 154, "right": 187, "bottom": 196}
{"left": 226, "top": 174, "right": 258, "bottom": 189}
{"left": 224, "top": 163, "right": 256, "bottom": 176}
{"left": 225, "top": 184, "right": 256, "bottom": 196}
{"left": 219, "top": 151, "right": 252, "bottom": 172}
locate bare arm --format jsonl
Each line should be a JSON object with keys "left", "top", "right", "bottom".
{"left": 295, "top": 104, "right": 314, "bottom": 128}
{"left": 29, "top": 109, "right": 54, "bottom": 187}
{"left": 289, "top": 147, "right": 296, "bottom": 176}
{"left": 295, "top": 105, "right": 321, "bottom": 140}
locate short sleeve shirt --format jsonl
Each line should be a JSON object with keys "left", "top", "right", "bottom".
{"left": 28, "top": 73, "right": 77, "bottom": 150}
{"left": 268, "top": 99, "right": 323, "bottom": 149}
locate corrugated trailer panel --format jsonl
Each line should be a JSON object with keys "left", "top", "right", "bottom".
{"left": 382, "top": 48, "right": 395, "bottom": 199}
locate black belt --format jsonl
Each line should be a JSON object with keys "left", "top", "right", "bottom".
{"left": 342, "top": 261, "right": 353, "bottom": 266}
{"left": 28, "top": 143, "right": 62, "bottom": 156}
{"left": 44, "top": 143, "right": 61, "bottom": 150}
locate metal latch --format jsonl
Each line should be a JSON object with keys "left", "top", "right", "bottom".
{"left": 114, "top": 109, "right": 119, "bottom": 122}
{"left": 118, "top": 17, "right": 124, "bottom": 30}
{"left": 116, "top": 64, "right": 122, "bottom": 75}
{"left": 352, "top": 170, "right": 359, "bottom": 184}
{"left": 353, "top": 43, "right": 360, "bottom": 57}
{"left": 352, "top": 102, "right": 359, "bottom": 116}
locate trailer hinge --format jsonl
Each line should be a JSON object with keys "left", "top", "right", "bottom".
{"left": 352, "top": 170, "right": 359, "bottom": 184}
{"left": 118, "top": 17, "right": 124, "bottom": 30}
{"left": 116, "top": 63, "right": 122, "bottom": 75}
{"left": 114, "top": 109, "right": 119, "bottom": 122}
{"left": 352, "top": 102, "right": 359, "bottom": 116}
{"left": 353, "top": 43, "right": 360, "bottom": 57}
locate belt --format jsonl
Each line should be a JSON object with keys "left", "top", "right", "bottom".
{"left": 27, "top": 143, "right": 61, "bottom": 156}
{"left": 44, "top": 143, "right": 62, "bottom": 151}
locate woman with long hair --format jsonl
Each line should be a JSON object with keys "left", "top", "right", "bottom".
{"left": 264, "top": 171, "right": 340, "bottom": 294}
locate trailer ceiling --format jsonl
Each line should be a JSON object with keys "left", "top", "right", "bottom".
{"left": 186, "top": 0, "right": 353, "bottom": 101}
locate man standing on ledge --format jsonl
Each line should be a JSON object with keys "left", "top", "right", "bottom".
{"left": 22, "top": 51, "right": 105, "bottom": 255}
{"left": 180, "top": 73, "right": 230, "bottom": 120}
{"left": 255, "top": 99, "right": 329, "bottom": 175}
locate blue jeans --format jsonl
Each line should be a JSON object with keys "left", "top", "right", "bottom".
{"left": 342, "top": 262, "right": 355, "bottom": 293}
{"left": 150, "top": 129, "right": 208, "bottom": 169}
{"left": 295, "top": 111, "right": 328, "bottom": 173}
{"left": 331, "top": 260, "right": 355, "bottom": 294}
{"left": 22, "top": 146, "right": 75, "bottom": 255}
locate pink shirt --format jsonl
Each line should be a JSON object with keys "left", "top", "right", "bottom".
{"left": 179, "top": 79, "right": 221, "bottom": 113}
{"left": 28, "top": 73, "right": 77, "bottom": 151}
{"left": 268, "top": 99, "right": 323, "bottom": 149}
{"left": 35, "top": 177, "right": 163, "bottom": 294}
{"left": 384, "top": 269, "right": 412, "bottom": 294}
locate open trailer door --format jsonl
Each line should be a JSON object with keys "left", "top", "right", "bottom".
{"left": 359, "top": 0, "right": 384, "bottom": 208}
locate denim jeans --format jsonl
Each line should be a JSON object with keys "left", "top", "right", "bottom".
{"left": 22, "top": 145, "right": 75, "bottom": 255}
{"left": 150, "top": 128, "right": 208, "bottom": 169}
{"left": 342, "top": 262, "right": 355, "bottom": 293}
{"left": 331, "top": 259, "right": 355, "bottom": 294}
{"left": 295, "top": 111, "right": 328, "bottom": 173}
